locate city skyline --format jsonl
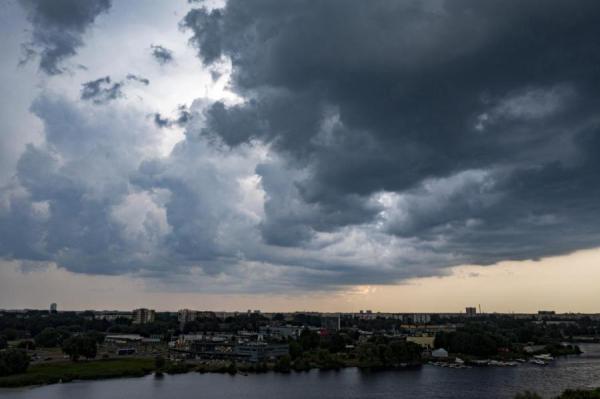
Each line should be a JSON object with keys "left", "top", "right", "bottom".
{"left": 2, "top": 246, "right": 600, "bottom": 313}
{"left": 1, "top": 0, "right": 600, "bottom": 313}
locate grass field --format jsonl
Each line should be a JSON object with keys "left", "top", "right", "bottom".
{"left": 0, "top": 358, "right": 155, "bottom": 388}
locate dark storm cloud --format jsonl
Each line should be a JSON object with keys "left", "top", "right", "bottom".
{"left": 0, "top": 94, "right": 249, "bottom": 284}
{"left": 0, "top": 93, "right": 206, "bottom": 278}
{"left": 19, "top": 0, "right": 111, "bottom": 75}
{"left": 5, "top": 0, "right": 600, "bottom": 293}
{"left": 0, "top": 95, "right": 139, "bottom": 274}
{"left": 150, "top": 44, "right": 174, "bottom": 65}
{"left": 153, "top": 105, "right": 192, "bottom": 128}
{"left": 183, "top": 1, "right": 600, "bottom": 265}
{"left": 81, "top": 74, "right": 150, "bottom": 104}
{"left": 153, "top": 113, "right": 171, "bottom": 128}
{"left": 0, "top": 184, "right": 47, "bottom": 262}
{"left": 80, "top": 76, "right": 123, "bottom": 104}
{"left": 126, "top": 74, "right": 150, "bottom": 86}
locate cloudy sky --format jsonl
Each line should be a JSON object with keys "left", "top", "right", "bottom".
{"left": 1, "top": 0, "right": 600, "bottom": 312}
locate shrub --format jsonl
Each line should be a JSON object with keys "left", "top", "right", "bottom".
{"left": 154, "top": 356, "right": 166, "bottom": 370}
{"left": 62, "top": 335, "right": 97, "bottom": 361}
{"left": 0, "top": 349, "right": 30, "bottom": 377}
{"left": 17, "top": 341, "right": 35, "bottom": 350}
{"left": 273, "top": 355, "right": 291, "bottom": 373}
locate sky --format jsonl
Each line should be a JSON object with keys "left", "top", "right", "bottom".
{"left": 1, "top": 0, "right": 599, "bottom": 313}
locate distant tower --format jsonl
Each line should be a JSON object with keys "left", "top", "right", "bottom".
{"left": 50, "top": 303, "right": 57, "bottom": 314}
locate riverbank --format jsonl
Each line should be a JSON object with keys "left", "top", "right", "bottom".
{"left": 3, "top": 351, "right": 600, "bottom": 399}
{"left": 0, "top": 345, "right": 584, "bottom": 389}
{"left": 0, "top": 356, "right": 421, "bottom": 388}
{"left": 0, "top": 358, "right": 155, "bottom": 388}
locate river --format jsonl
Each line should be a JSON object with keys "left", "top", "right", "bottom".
{"left": 2, "top": 344, "right": 600, "bottom": 399}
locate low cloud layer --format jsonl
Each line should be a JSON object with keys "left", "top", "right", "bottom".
{"left": 2, "top": 0, "right": 600, "bottom": 293}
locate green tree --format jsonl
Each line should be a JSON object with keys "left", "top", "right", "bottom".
{"left": 299, "top": 329, "right": 320, "bottom": 351}
{"left": 514, "top": 391, "right": 542, "bottom": 399}
{"left": 357, "top": 341, "right": 422, "bottom": 369}
{"left": 274, "top": 355, "right": 291, "bottom": 373}
{"left": 357, "top": 343, "right": 383, "bottom": 368}
{"left": 62, "top": 335, "right": 97, "bottom": 361}
{"left": 227, "top": 360, "right": 238, "bottom": 375}
{"left": 292, "top": 357, "right": 310, "bottom": 372}
{"left": 1, "top": 329, "right": 19, "bottom": 341}
{"left": 327, "top": 333, "right": 348, "bottom": 353}
{"left": 35, "top": 327, "right": 70, "bottom": 348}
{"left": 86, "top": 330, "right": 105, "bottom": 345}
{"left": 559, "top": 388, "right": 600, "bottom": 399}
{"left": 154, "top": 355, "right": 166, "bottom": 370}
{"left": 17, "top": 340, "right": 35, "bottom": 350}
{"left": 288, "top": 340, "right": 303, "bottom": 360}
{"left": 0, "top": 349, "right": 29, "bottom": 376}
{"left": 316, "top": 349, "right": 343, "bottom": 370}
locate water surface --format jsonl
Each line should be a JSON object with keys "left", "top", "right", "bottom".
{"left": 3, "top": 344, "right": 600, "bottom": 399}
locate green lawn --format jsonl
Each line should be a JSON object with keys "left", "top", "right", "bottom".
{"left": 0, "top": 358, "right": 155, "bottom": 388}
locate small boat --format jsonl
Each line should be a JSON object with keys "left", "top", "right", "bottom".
{"left": 471, "top": 359, "right": 489, "bottom": 366}
{"left": 529, "top": 359, "right": 547, "bottom": 366}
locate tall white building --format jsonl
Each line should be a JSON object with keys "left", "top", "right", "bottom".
{"left": 411, "top": 313, "right": 431, "bottom": 324}
{"left": 132, "top": 308, "right": 155, "bottom": 324}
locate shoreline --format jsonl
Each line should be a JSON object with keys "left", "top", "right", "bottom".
{"left": 0, "top": 358, "right": 155, "bottom": 389}
{"left": 0, "top": 350, "right": 584, "bottom": 390}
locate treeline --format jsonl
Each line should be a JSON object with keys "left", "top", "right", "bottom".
{"left": 356, "top": 340, "right": 422, "bottom": 369}
{"left": 0, "top": 332, "right": 100, "bottom": 377}
{"left": 0, "top": 311, "right": 179, "bottom": 342}
{"left": 284, "top": 330, "right": 422, "bottom": 371}
{"left": 183, "top": 312, "right": 331, "bottom": 333}
{"left": 516, "top": 388, "right": 600, "bottom": 398}
{"left": 434, "top": 321, "right": 584, "bottom": 357}
{"left": 434, "top": 326, "right": 507, "bottom": 357}
{"left": 183, "top": 313, "right": 269, "bottom": 333}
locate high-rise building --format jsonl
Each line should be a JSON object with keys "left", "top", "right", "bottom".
{"left": 537, "top": 310, "right": 556, "bottom": 320}
{"left": 466, "top": 307, "right": 477, "bottom": 316}
{"left": 50, "top": 303, "right": 57, "bottom": 313}
{"left": 411, "top": 313, "right": 431, "bottom": 324}
{"left": 321, "top": 314, "right": 341, "bottom": 331}
{"left": 132, "top": 308, "right": 156, "bottom": 324}
{"left": 177, "top": 309, "right": 198, "bottom": 328}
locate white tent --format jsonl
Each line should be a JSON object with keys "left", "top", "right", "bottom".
{"left": 432, "top": 348, "right": 449, "bottom": 358}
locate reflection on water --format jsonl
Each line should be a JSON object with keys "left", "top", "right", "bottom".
{"left": 3, "top": 344, "right": 600, "bottom": 399}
